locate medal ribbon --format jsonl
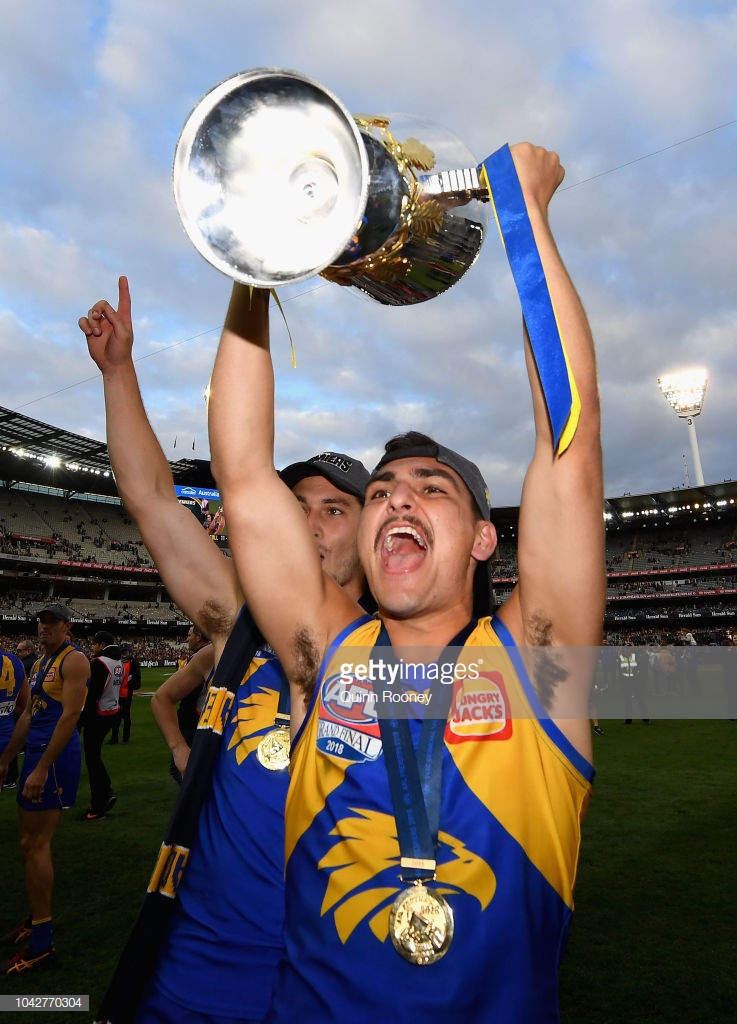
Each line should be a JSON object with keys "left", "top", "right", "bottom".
{"left": 480, "top": 144, "right": 581, "bottom": 454}
{"left": 372, "top": 622, "right": 474, "bottom": 884}
{"left": 272, "top": 671, "right": 290, "bottom": 730}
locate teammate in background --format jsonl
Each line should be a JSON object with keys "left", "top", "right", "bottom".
{"left": 0, "top": 603, "right": 90, "bottom": 974}
{"left": 159, "top": 625, "right": 212, "bottom": 784}
{"left": 0, "top": 645, "right": 28, "bottom": 790}
{"left": 78, "top": 631, "right": 124, "bottom": 821}
{"left": 80, "top": 278, "right": 370, "bottom": 1024}
{"left": 0, "top": 645, "right": 28, "bottom": 791}
{"left": 109, "top": 642, "right": 142, "bottom": 745}
{"left": 208, "top": 143, "right": 605, "bottom": 1022}
{"left": 3, "top": 640, "right": 37, "bottom": 788}
{"left": 151, "top": 641, "right": 215, "bottom": 781}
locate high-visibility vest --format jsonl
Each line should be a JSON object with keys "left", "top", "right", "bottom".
{"left": 619, "top": 653, "right": 636, "bottom": 677}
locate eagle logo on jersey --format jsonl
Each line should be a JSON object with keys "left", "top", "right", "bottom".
{"left": 318, "top": 808, "right": 496, "bottom": 943}
{"left": 227, "top": 683, "right": 280, "bottom": 764}
{"left": 31, "top": 695, "right": 49, "bottom": 717}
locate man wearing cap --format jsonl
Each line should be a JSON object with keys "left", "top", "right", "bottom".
{"left": 1, "top": 603, "right": 90, "bottom": 974}
{"left": 208, "top": 143, "right": 605, "bottom": 1022}
{"left": 80, "top": 281, "right": 371, "bottom": 1023}
{"left": 78, "top": 631, "right": 124, "bottom": 821}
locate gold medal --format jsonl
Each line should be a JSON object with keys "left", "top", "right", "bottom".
{"left": 256, "top": 726, "right": 291, "bottom": 771}
{"left": 389, "top": 883, "right": 454, "bottom": 965}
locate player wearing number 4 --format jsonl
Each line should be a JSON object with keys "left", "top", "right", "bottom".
{"left": 208, "top": 143, "right": 605, "bottom": 1022}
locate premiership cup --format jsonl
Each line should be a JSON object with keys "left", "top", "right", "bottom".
{"left": 173, "top": 68, "right": 491, "bottom": 305}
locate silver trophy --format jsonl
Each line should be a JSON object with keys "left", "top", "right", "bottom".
{"left": 173, "top": 68, "right": 490, "bottom": 306}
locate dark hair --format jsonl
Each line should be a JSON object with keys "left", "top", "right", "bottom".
{"left": 378, "top": 433, "right": 497, "bottom": 616}
{"left": 373, "top": 432, "right": 491, "bottom": 522}
{"left": 382, "top": 431, "right": 437, "bottom": 457}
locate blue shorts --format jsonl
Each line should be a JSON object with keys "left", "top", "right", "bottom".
{"left": 17, "top": 741, "right": 81, "bottom": 812}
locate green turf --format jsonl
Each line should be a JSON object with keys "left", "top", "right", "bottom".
{"left": 1, "top": 669, "right": 735, "bottom": 1021}
{"left": 559, "top": 717, "right": 737, "bottom": 1023}
{"left": 0, "top": 669, "right": 178, "bottom": 1021}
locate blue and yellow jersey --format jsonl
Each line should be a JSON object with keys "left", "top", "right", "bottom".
{"left": 0, "top": 649, "right": 25, "bottom": 746}
{"left": 27, "top": 642, "right": 81, "bottom": 751}
{"left": 154, "top": 648, "right": 290, "bottom": 1020}
{"left": 271, "top": 616, "right": 594, "bottom": 1024}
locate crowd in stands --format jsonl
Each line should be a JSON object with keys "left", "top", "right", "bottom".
{"left": 0, "top": 591, "right": 184, "bottom": 624}
{"left": 607, "top": 575, "right": 737, "bottom": 597}
{"left": 0, "top": 631, "right": 187, "bottom": 666}
{"left": 603, "top": 626, "right": 733, "bottom": 647}
{"left": 1, "top": 483, "right": 735, "bottom": 647}
{"left": 0, "top": 489, "right": 156, "bottom": 569}
{"left": 605, "top": 523, "right": 737, "bottom": 571}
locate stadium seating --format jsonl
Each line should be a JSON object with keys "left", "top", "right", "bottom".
{"left": 1, "top": 476, "right": 735, "bottom": 646}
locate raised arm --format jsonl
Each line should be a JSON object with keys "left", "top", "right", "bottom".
{"left": 79, "top": 277, "right": 241, "bottom": 657}
{"left": 495, "top": 145, "right": 605, "bottom": 720}
{"left": 208, "top": 285, "right": 358, "bottom": 708}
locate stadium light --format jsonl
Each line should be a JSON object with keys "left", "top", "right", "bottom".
{"left": 657, "top": 368, "right": 708, "bottom": 487}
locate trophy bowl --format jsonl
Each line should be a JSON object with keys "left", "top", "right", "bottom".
{"left": 173, "top": 68, "right": 490, "bottom": 305}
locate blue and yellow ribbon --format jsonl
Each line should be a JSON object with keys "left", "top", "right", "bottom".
{"left": 480, "top": 145, "right": 580, "bottom": 453}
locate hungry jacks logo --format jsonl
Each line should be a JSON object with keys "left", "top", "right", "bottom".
{"left": 447, "top": 672, "right": 513, "bottom": 742}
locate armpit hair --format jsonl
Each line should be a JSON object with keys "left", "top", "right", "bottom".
{"left": 197, "top": 600, "right": 236, "bottom": 642}
{"left": 292, "top": 626, "right": 323, "bottom": 703}
{"left": 526, "top": 615, "right": 569, "bottom": 712}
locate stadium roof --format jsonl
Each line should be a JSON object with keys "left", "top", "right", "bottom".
{"left": 1, "top": 404, "right": 736, "bottom": 521}
{"left": 603, "top": 482, "right": 737, "bottom": 527}
{"left": 0, "top": 405, "right": 215, "bottom": 498}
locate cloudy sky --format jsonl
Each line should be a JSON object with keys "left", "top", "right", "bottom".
{"left": 1, "top": 0, "right": 735, "bottom": 508}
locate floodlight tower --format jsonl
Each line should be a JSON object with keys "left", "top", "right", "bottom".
{"left": 657, "top": 369, "right": 708, "bottom": 487}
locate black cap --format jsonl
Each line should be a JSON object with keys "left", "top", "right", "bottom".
{"left": 93, "top": 630, "right": 116, "bottom": 646}
{"left": 38, "top": 602, "right": 73, "bottom": 622}
{"left": 372, "top": 441, "right": 491, "bottom": 520}
{"left": 280, "top": 451, "right": 370, "bottom": 501}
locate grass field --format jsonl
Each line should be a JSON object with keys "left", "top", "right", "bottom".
{"left": 1, "top": 667, "right": 736, "bottom": 1022}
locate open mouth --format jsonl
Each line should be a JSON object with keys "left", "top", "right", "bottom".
{"left": 380, "top": 524, "right": 428, "bottom": 574}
